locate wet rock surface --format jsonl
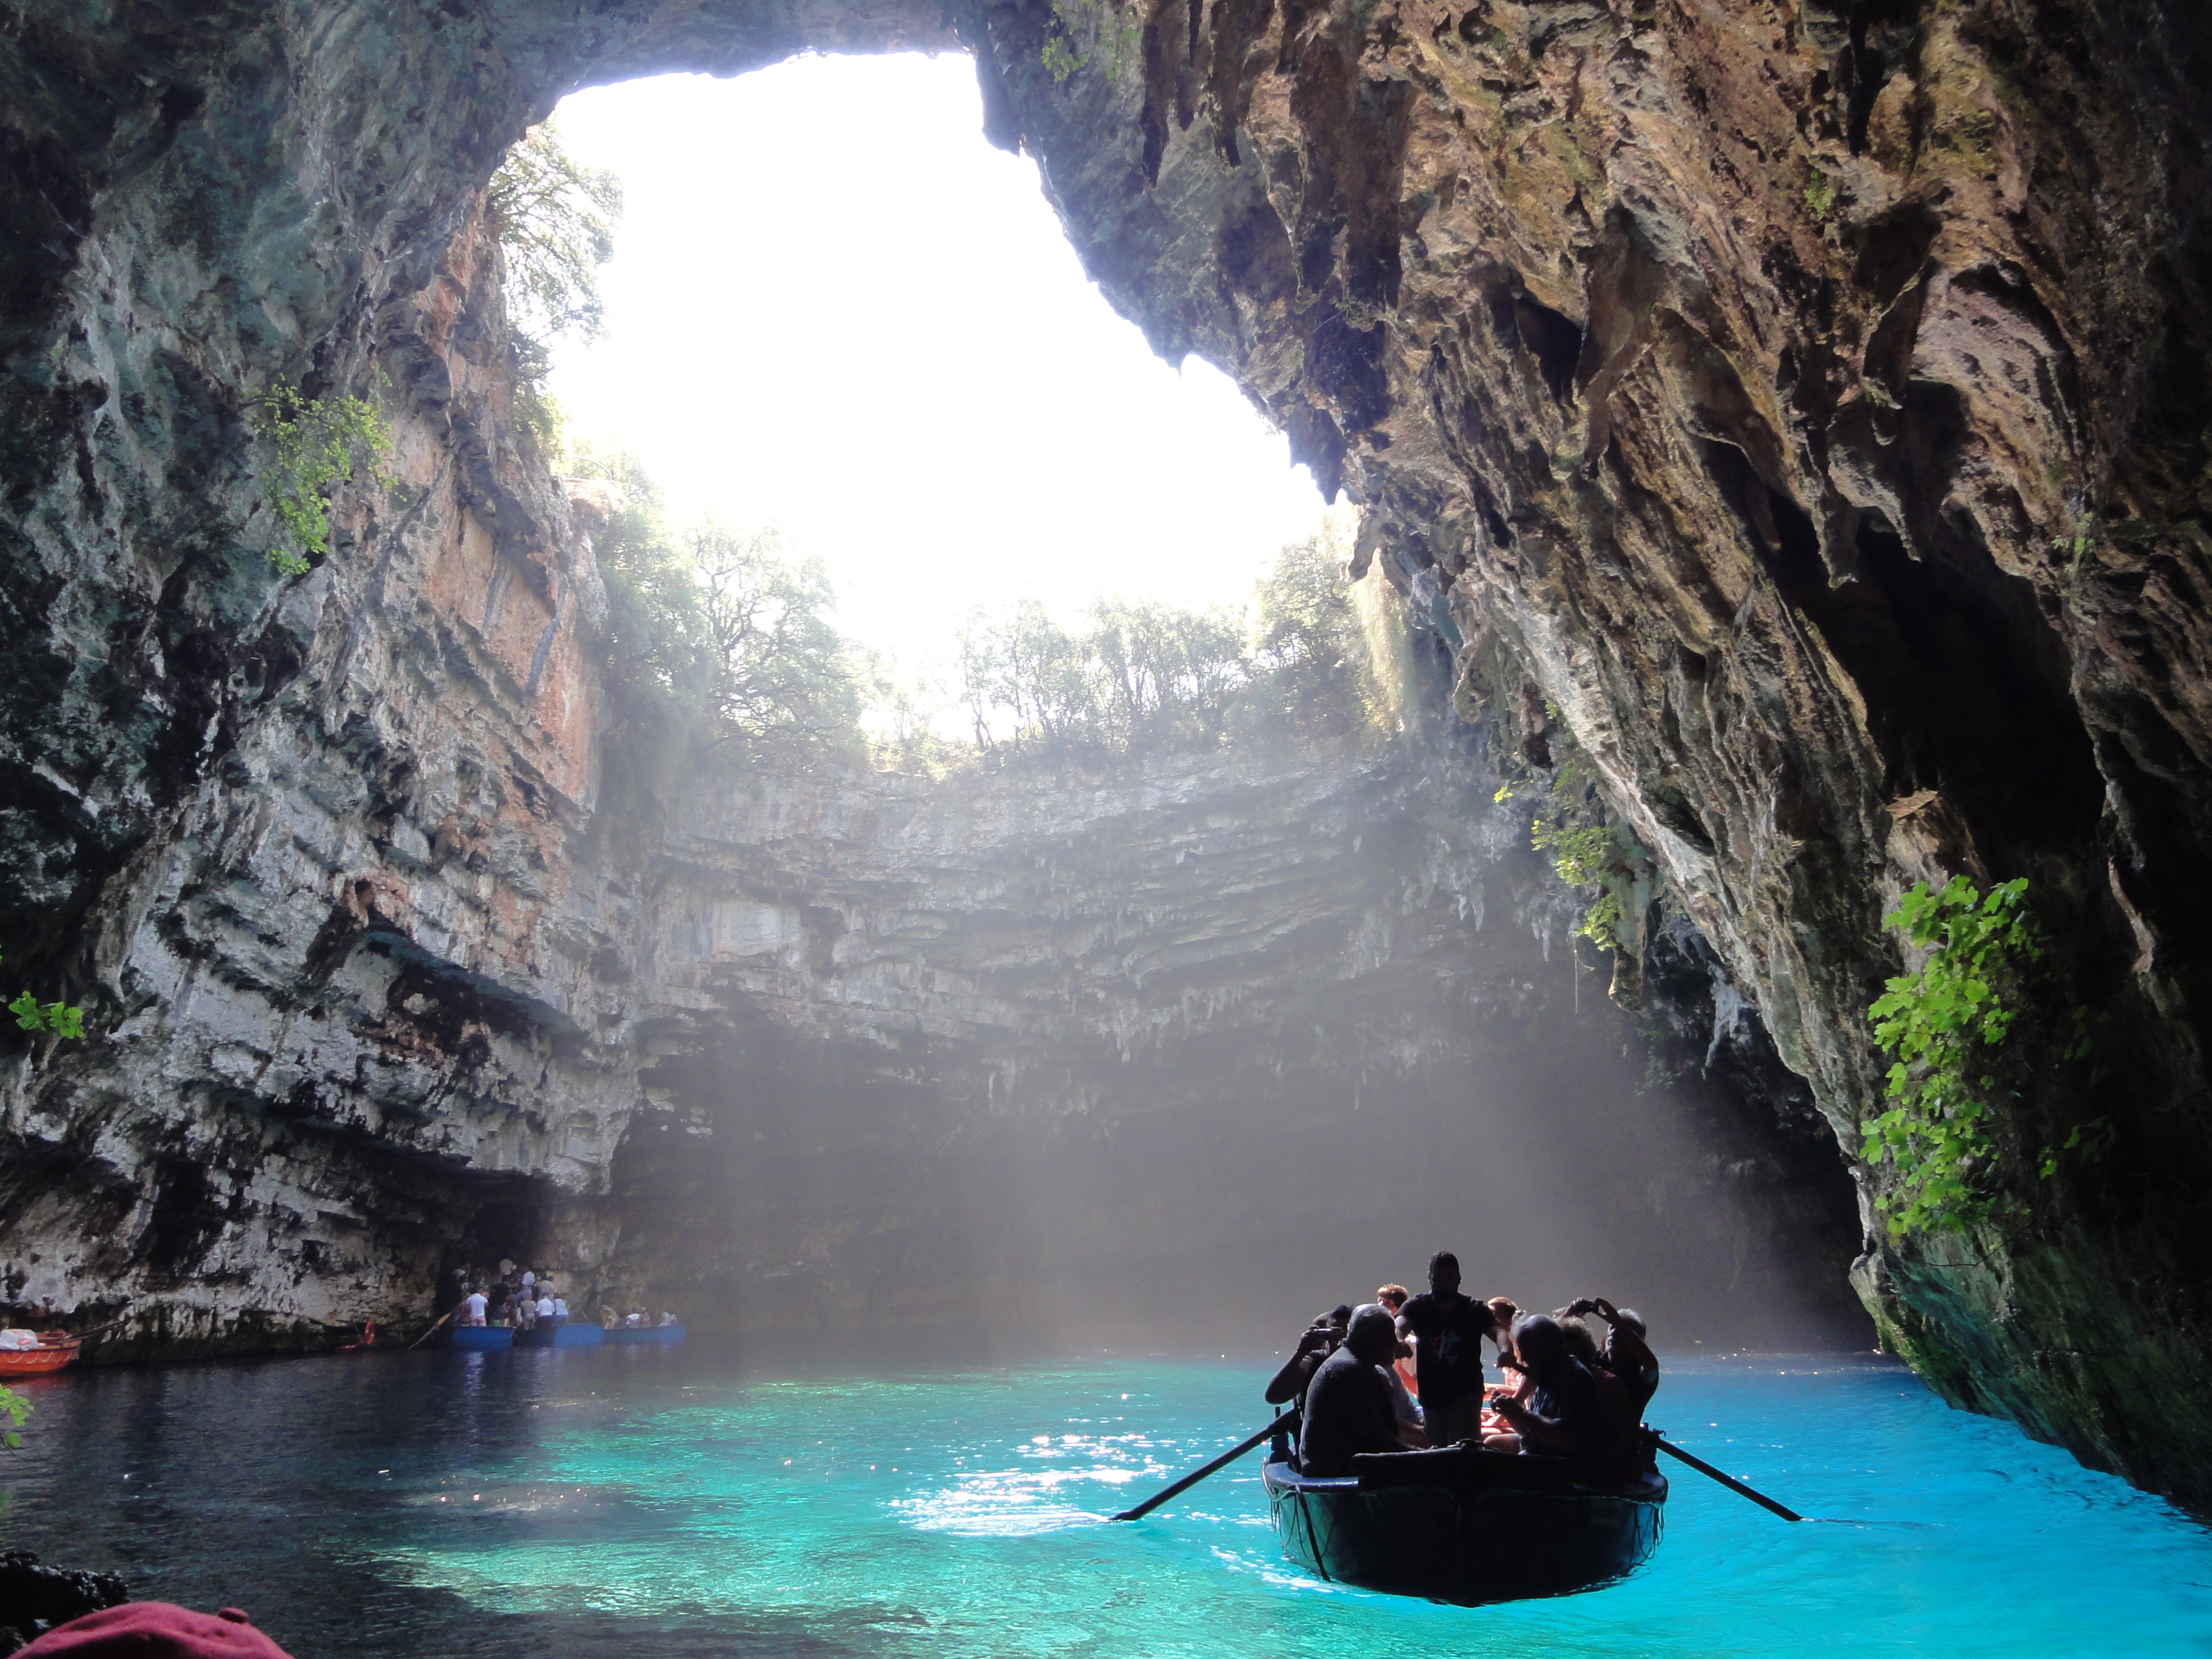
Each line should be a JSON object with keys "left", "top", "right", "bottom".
{"left": 2, "top": 0, "right": 2210, "bottom": 1505}
{"left": 0, "top": 1551, "right": 129, "bottom": 1654}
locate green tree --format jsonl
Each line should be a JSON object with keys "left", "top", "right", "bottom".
{"left": 488, "top": 119, "right": 622, "bottom": 454}
{"left": 1252, "top": 532, "right": 1372, "bottom": 735}
{"left": 693, "top": 523, "right": 864, "bottom": 755}
{"left": 487, "top": 119, "right": 622, "bottom": 343}
{"left": 568, "top": 452, "right": 864, "bottom": 760}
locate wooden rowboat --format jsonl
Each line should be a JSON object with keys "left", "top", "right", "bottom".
{"left": 1263, "top": 1444, "right": 1666, "bottom": 1605}
{"left": 0, "top": 1333, "right": 81, "bottom": 1376}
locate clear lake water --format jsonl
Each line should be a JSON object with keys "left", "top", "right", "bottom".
{"left": 2, "top": 1344, "right": 2208, "bottom": 1657}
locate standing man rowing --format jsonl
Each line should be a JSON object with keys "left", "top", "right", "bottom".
{"left": 1394, "top": 1250, "right": 1495, "bottom": 1447}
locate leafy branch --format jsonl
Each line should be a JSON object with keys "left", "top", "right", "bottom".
{"left": 4, "top": 947, "right": 82, "bottom": 1039}
{"left": 252, "top": 381, "right": 392, "bottom": 574}
{"left": 1502, "top": 740, "right": 1635, "bottom": 950}
{"left": 1862, "top": 876, "right": 2105, "bottom": 1235}
{"left": 1, "top": 1383, "right": 27, "bottom": 1450}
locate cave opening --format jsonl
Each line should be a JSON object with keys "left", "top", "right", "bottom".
{"left": 429, "top": 53, "right": 1877, "bottom": 1358}
{"left": 537, "top": 55, "right": 1329, "bottom": 685}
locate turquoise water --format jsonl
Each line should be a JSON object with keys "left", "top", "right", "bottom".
{"left": 5, "top": 1348, "right": 2210, "bottom": 1656}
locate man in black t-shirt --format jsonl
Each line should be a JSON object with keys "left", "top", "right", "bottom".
{"left": 1298, "top": 1305, "right": 1411, "bottom": 1476}
{"left": 1395, "top": 1250, "right": 1496, "bottom": 1446}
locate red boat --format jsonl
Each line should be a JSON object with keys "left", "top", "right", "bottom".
{"left": 0, "top": 1333, "right": 81, "bottom": 1376}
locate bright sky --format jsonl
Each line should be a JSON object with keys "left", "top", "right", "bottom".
{"left": 546, "top": 55, "right": 1329, "bottom": 665}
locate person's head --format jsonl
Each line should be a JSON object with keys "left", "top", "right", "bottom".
{"left": 1375, "top": 1284, "right": 1409, "bottom": 1313}
{"left": 1612, "top": 1307, "right": 1647, "bottom": 1339}
{"left": 1321, "top": 1303, "right": 1353, "bottom": 1332}
{"left": 1485, "top": 1296, "right": 1520, "bottom": 1330}
{"left": 1427, "top": 1252, "right": 1461, "bottom": 1297}
{"left": 1513, "top": 1313, "right": 1564, "bottom": 1377}
{"left": 1346, "top": 1303, "right": 1399, "bottom": 1365}
{"left": 1553, "top": 1313, "right": 1600, "bottom": 1367}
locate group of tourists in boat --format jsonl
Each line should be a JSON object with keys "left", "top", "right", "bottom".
{"left": 1271, "top": 1250, "right": 1659, "bottom": 1481}
{"left": 1256, "top": 1250, "right": 1667, "bottom": 1604}
{"left": 446, "top": 1261, "right": 572, "bottom": 1332}
{"left": 438, "top": 1259, "right": 683, "bottom": 1350}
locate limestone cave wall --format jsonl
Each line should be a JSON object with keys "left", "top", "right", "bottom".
{"left": 3, "top": 0, "right": 2210, "bottom": 1507}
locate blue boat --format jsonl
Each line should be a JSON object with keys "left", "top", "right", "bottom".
{"left": 448, "top": 1324, "right": 512, "bottom": 1352}
{"left": 605, "top": 1323, "right": 686, "bottom": 1346}
{"left": 518, "top": 1321, "right": 602, "bottom": 1349}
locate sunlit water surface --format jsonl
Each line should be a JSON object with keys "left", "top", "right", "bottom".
{"left": 4, "top": 1348, "right": 2208, "bottom": 1657}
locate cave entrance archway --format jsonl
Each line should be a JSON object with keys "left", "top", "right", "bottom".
{"left": 536, "top": 55, "right": 1329, "bottom": 677}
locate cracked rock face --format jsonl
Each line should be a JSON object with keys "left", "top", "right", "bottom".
{"left": 3, "top": 0, "right": 2210, "bottom": 1506}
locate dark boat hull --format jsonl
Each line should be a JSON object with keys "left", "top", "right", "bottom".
{"left": 517, "top": 1321, "right": 602, "bottom": 1348}
{"left": 1263, "top": 1449, "right": 1665, "bottom": 1606}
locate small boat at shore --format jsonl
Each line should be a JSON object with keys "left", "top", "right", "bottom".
{"left": 0, "top": 1333, "right": 80, "bottom": 1376}
{"left": 1263, "top": 1444, "right": 1666, "bottom": 1605}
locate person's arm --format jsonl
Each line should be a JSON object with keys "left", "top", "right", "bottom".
{"left": 1493, "top": 1392, "right": 1582, "bottom": 1452}
{"left": 1264, "top": 1326, "right": 1333, "bottom": 1405}
{"left": 1604, "top": 1320, "right": 1657, "bottom": 1381}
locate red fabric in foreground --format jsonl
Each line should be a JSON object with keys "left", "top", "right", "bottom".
{"left": 16, "top": 1603, "right": 295, "bottom": 1658}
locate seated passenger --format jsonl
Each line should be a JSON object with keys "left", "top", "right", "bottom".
{"left": 1298, "top": 1305, "right": 1413, "bottom": 1477}
{"left": 1265, "top": 1304, "right": 1352, "bottom": 1406}
{"left": 1485, "top": 1297, "right": 1522, "bottom": 1373}
{"left": 659, "top": 1311, "right": 679, "bottom": 1327}
{"left": 1372, "top": 1284, "right": 1425, "bottom": 1443}
{"left": 1551, "top": 1308, "right": 1603, "bottom": 1369}
{"left": 1374, "top": 1284, "right": 1420, "bottom": 1398}
{"left": 1490, "top": 1315, "right": 1610, "bottom": 1470}
{"left": 1581, "top": 1298, "right": 1660, "bottom": 1415}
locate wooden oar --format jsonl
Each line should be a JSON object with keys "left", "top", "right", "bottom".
{"left": 405, "top": 1310, "right": 455, "bottom": 1352}
{"left": 1111, "top": 1412, "right": 1297, "bottom": 1522}
{"left": 1655, "top": 1435, "right": 1803, "bottom": 1521}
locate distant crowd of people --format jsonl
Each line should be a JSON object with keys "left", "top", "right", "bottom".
{"left": 1269, "top": 1251, "right": 1659, "bottom": 1485}
{"left": 444, "top": 1259, "right": 677, "bottom": 1333}
{"left": 449, "top": 1261, "right": 568, "bottom": 1330}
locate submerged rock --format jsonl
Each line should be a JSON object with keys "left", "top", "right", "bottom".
{"left": 1, "top": 0, "right": 2208, "bottom": 1506}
